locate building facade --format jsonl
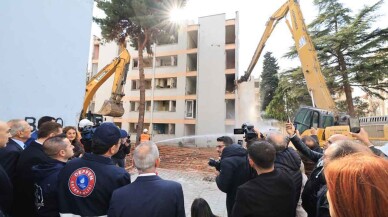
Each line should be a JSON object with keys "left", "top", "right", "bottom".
{"left": 90, "top": 13, "right": 256, "bottom": 145}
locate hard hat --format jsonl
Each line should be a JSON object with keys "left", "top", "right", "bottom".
{"left": 79, "top": 119, "right": 93, "bottom": 128}
{"left": 143, "top": 129, "right": 148, "bottom": 133}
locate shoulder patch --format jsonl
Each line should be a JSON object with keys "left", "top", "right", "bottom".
{"left": 68, "top": 167, "right": 96, "bottom": 197}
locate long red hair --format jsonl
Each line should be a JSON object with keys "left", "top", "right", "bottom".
{"left": 324, "top": 153, "right": 388, "bottom": 217}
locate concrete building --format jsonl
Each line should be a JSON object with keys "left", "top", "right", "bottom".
{"left": 90, "top": 13, "right": 258, "bottom": 145}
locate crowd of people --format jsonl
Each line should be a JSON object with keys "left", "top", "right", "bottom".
{"left": 0, "top": 116, "right": 387, "bottom": 217}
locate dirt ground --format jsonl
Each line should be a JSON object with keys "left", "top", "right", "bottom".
{"left": 126, "top": 145, "right": 218, "bottom": 174}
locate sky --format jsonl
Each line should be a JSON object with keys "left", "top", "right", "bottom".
{"left": 92, "top": 0, "right": 388, "bottom": 79}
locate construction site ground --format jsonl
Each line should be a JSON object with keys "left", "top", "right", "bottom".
{"left": 126, "top": 145, "right": 219, "bottom": 173}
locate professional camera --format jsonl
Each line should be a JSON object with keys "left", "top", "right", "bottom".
{"left": 126, "top": 135, "right": 131, "bottom": 144}
{"left": 234, "top": 123, "right": 258, "bottom": 142}
{"left": 208, "top": 158, "right": 221, "bottom": 171}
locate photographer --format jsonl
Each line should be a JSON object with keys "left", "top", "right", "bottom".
{"left": 78, "top": 119, "right": 95, "bottom": 153}
{"left": 211, "top": 136, "right": 252, "bottom": 217}
{"left": 111, "top": 130, "right": 131, "bottom": 168}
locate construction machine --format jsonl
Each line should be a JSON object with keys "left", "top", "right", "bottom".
{"left": 80, "top": 43, "right": 131, "bottom": 123}
{"left": 239, "top": 0, "right": 388, "bottom": 145}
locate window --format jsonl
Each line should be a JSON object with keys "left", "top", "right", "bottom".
{"left": 185, "top": 100, "right": 196, "bottom": 118}
{"left": 155, "top": 78, "right": 177, "bottom": 89}
{"left": 153, "top": 124, "right": 175, "bottom": 135}
{"left": 153, "top": 100, "right": 176, "bottom": 112}
{"left": 312, "top": 111, "right": 319, "bottom": 129}
{"left": 156, "top": 56, "right": 177, "bottom": 67}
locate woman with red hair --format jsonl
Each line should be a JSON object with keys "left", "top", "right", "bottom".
{"left": 324, "top": 154, "right": 388, "bottom": 217}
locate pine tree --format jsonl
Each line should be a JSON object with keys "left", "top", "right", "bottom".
{"left": 94, "top": 0, "right": 186, "bottom": 143}
{"left": 308, "top": 0, "right": 388, "bottom": 116}
{"left": 265, "top": 67, "right": 312, "bottom": 121}
{"left": 260, "top": 52, "right": 279, "bottom": 111}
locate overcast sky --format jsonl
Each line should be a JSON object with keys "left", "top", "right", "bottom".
{"left": 92, "top": 0, "right": 388, "bottom": 79}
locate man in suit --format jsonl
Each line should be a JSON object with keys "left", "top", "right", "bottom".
{"left": 25, "top": 116, "right": 56, "bottom": 147}
{"left": 0, "top": 121, "right": 13, "bottom": 216}
{"left": 13, "top": 122, "right": 62, "bottom": 217}
{"left": 232, "top": 141, "right": 296, "bottom": 217}
{"left": 0, "top": 119, "right": 32, "bottom": 179}
{"left": 108, "top": 142, "right": 185, "bottom": 217}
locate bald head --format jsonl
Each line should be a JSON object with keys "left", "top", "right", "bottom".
{"left": 324, "top": 140, "right": 373, "bottom": 165}
{"left": 133, "top": 142, "right": 159, "bottom": 172}
{"left": 0, "top": 121, "right": 11, "bottom": 148}
{"left": 325, "top": 134, "right": 349, "bottom": 149}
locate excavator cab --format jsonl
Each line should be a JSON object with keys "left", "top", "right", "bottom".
{"left": 293, "top": 107, "right": 335, "bottom": 135}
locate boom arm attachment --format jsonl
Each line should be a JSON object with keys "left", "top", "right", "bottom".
{"left": 81, "top": 43, "right": 131, "bottom": 119}
{"left": 239, "top": 0, "right": 336, "bottom": 112}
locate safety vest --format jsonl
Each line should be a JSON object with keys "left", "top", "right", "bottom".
{"left": 140, "top": 133, "right": 150, "bottom": 142}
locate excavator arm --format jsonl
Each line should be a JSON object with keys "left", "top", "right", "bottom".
{"left": 81, "top": 43, "right": 131, "bottom": 119}
{"left": 239, "top": 0, "right": 336, "bottom": 112}
{"left": 238, "top": 2, "right": 289, "bottom": 83}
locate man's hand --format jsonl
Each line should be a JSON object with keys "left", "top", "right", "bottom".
{"left": 350, "top": 128, "right": 372, "bottom": 147}
{"left": 253, "top": 128, "right": 260, "bottom": 136}
{"left": 310, "top": 127, "right": 317, "bottom": 136}
{"left": 285, "top": 123, "right": 295, "bottom": 136}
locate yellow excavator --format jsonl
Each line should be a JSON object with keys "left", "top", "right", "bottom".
{"left": 239, "top": 0, "right": 388, "bottom": 145}
{"left": 80, "top": 43, "right": 130, "bottom": 122}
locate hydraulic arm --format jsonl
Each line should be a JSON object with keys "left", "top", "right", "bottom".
{"left": 81, "top": 43, "right": 130, "bottom": 119}
{"left": 238, "top": 0, "right": 336, "bottom": 112}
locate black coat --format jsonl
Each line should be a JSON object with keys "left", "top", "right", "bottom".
{"left": 58, "top": 153, "right": 131, "bottom": 216}
{"left": 0, "top": 139, "right": 23, "bottom": 179}
{"left": 0, "top": 165, "right": 12, "bottom": 215}
{"left": 13, "top": 141, "right": 51, "bottom": 217}
{"left": 108, "top": 175, "right": 185, "bottom": 217}
{"left": 32, "top": 159, "right": 66, "bottom": 217}
{"left": 231, "top": 169, "right": 296, "bottom": 217}
{"left": 112, "top": 143, "right": 131, "bottom": 160}
{"left": 216, "top": 144, "right": 253, "bottom": 216}
{"left": 290, "top": 136, "right": 328, "bottom": 217}
{"left": 275, "top": 147, "right": 302, "bottom": 215}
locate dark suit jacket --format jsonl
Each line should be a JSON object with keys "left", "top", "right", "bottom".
{"left": 0, "top": 139, "right": 24, "bottom": 179}
{"left": 0, "top": 165, "right": 12, "bottom": 215}
{"left": 13, "top": 141, "right": 50, "bottom": 217}
{"left": 108, "top": 175, "right": 185, "bottom": 217}
{"left": 232, "top": 169, "right": 296, "bottom": 217}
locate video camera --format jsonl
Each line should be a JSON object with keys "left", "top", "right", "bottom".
{"left": 208, "top": 158, "right": 221, "bottom": 171}
{"left": 234, "top": 123, "right": 258, "bottom": 142}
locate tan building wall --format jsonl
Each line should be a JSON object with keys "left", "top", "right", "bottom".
{"left": 88, "top": 13, "right": 257, "bottom": 146}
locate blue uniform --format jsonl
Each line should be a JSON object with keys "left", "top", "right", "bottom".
{"left": 57, "top": 153, "right": 131, "bottom": 216}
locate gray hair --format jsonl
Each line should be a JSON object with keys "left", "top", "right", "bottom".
{"left": 133, "top": 142, "right": 159, "bottom": 172}
{"left": 266, "top": 131, "right": 288, "bottom": 151}
{"left": 7, "top": 119, "right": 28, "bottom": 137}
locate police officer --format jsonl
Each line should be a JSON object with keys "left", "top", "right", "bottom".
{"left": 57, "top": 122, "right": 131, "bottom": 216}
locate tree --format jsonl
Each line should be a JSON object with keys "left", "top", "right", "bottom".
{"left": 265, "top": 68, "right": 312, "bottom": 121}
{"left": 259, "top": 52, "right": 279, "bottom": 111}
{"left": 306, "top": 0, "right": 388, "bottom": 116}
{"left": 94, "top": 0, "right": 186, "bottom": 143}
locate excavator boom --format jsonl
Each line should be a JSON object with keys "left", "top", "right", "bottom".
{"left": 239, "top": 0, "right": 336, "bottom": 112}
{"left": 81, "top": 43, "right": 130, "bottom": 119}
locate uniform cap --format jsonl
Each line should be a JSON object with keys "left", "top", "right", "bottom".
{"left": 93, "top": 122, "right": 121, "bottom": 146}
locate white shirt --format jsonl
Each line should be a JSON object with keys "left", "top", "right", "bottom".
{"left": 138, "top": 173, "right": 157, "bottom": 177}
{"left": 11, "top": 138, "right": 25, "bottom": 150}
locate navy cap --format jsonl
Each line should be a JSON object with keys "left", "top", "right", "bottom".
{"left": 120, "top": 129, "right": 128, "bottom": 138}
{"left": 93, "top": 122, "right": 121, "bottom": 146}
